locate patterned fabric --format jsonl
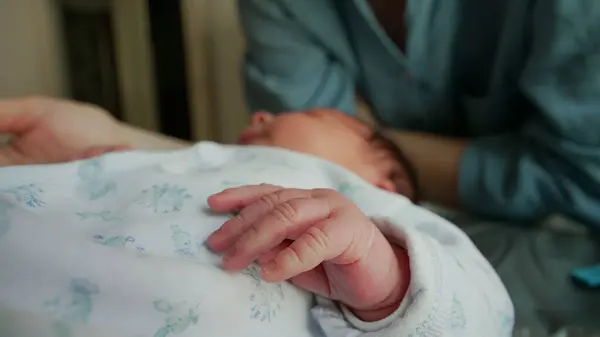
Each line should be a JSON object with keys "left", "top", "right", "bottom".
{"left": 0, "top": 142, "right": 512, "bottom": 336}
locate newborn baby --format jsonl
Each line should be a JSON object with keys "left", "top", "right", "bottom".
{"left": 0, "top": 110, "right": 513, "bottom": 337}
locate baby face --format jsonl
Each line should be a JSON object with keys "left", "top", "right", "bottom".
{"left": 238, "top": 109, "right": 399, "bottom": 192}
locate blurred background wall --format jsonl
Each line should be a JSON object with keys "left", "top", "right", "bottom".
{"left": 0, "top": 1, "right": 68, "bottom": 98}
{"left": 0, "top": 0, "right": 248, "bottom": 143}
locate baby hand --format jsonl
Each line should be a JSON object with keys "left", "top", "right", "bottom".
{"left": 207, "top": 184, "right": 410, "bottom": 322}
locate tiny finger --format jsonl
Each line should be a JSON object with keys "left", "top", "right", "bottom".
{"left": 257, "top": 240, "right": 291, "bottom": 264}
{"left": 207, "top": 188, "right": 314, "bottom": 251}
{"left": 260, "top": 226, "right": 335, "bottom": 282}
{"left": 221, "top": 197, "right": 334, "bottom": 270}
{"left": 207, "top": 184, "right": 284, "bottom": 212}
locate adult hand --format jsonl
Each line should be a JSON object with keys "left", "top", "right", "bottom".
{"left": 0, "top": 96, "right": 129, "bottom": 166}
{"left": 381, "top": 130, "right": 467, "bottom": 207}
{"left": 207, "top": 184, "right": 411, "bottom": 322}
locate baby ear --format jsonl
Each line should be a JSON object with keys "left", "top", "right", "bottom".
{"left": 376, "top": 177, "right": 416, "bottom": 200}
{"left": 394, "top": 177, "right": 416, "bottom": 201}
{"left": 376, "top": 179, "right": 396, "bottom": 193}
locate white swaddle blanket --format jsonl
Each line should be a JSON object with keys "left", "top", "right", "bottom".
{"left": 0, "top": 142, "right": 514, "bottom": 337}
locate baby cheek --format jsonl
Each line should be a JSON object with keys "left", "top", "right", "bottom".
{"left": 270, "top": 124, "right": 320, "bottom": 148}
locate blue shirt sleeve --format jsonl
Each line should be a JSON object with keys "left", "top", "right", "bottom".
{"left": 458, "top": 0, "right": 600, "bottom": 225}
{"left": 237, "top": 0, "right": 356, "bottom": 114}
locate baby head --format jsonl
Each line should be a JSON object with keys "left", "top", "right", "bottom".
{"left": 238, "top": 109, "right": 414, "bottom": 198}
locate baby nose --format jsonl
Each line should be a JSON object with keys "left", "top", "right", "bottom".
{"left": 251, "top": 111, "right": 273, "bottom": 126}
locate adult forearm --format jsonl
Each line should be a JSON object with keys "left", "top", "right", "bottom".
{"left": 387, "top": 129, "right": 600, "bottom": 224}
{"left": 382, "top": 130, "right": 467, "bottom": 207}
{"left": 119, "top": 122, "right": 191, "bottom": 150}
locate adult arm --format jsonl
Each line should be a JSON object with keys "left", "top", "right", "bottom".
{"left": 119, "top": 123, "right": 190, "bottom": 150}
{"left": 386, "top": 1, "right": 600, "bottom": 225}
{"left": 238, "top": 0, "right": 356, "bottom": 114}
{"left": 0, "top": 97, "right": 190, "bottom": 166}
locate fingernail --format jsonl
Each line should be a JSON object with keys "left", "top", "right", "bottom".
{"left": 225, "top": 246, "right": 236, "bottom": 259}
{"left": 206, "top": 233, "right": 219, "bottom": 246}
{"left": 261, "top": 261, "right": 276, "bottom": 274}
{"left": 209, "top": 227, "right": 222, "bottom": 237}
{"left": 221, "top": 254, "right": 233, "bottom": 267}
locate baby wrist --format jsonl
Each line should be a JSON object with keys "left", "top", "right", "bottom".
{"left": 348, "top": 245, "right": 411, "bottom": 322}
